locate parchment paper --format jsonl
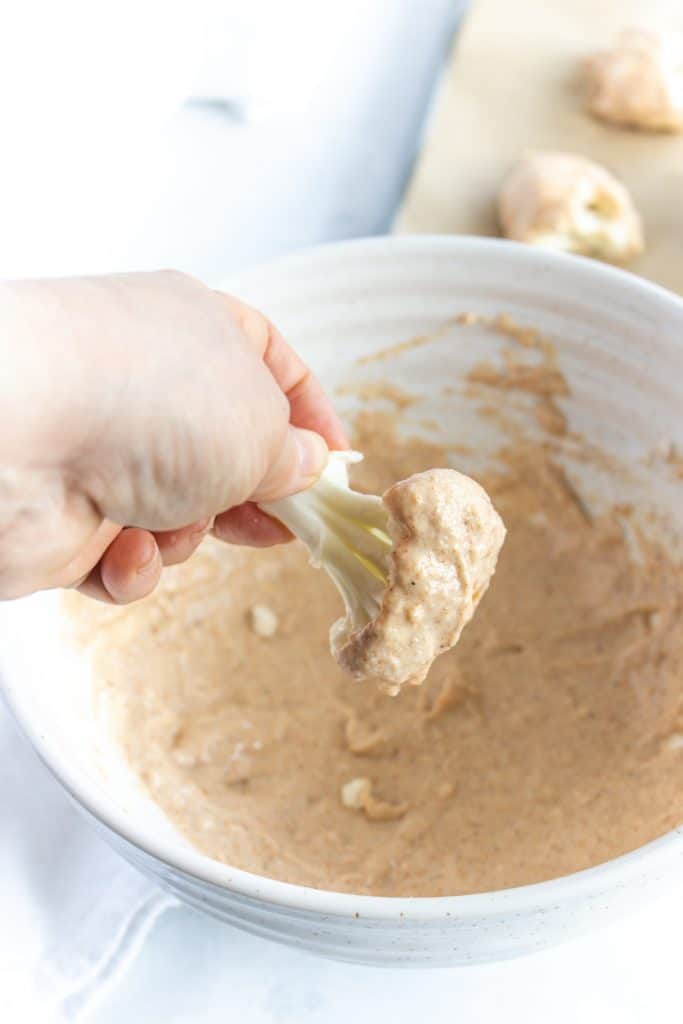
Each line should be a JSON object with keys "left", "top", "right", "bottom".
{"left": 395, "top": 0, "right": 683, "bottom": 294}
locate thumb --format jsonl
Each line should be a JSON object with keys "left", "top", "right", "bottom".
{"left": 250, "top": 425, "right": 329, "bottom": 502}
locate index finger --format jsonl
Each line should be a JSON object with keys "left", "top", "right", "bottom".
{"left": 220, "top": 294, "right": 349, "bottom": 450}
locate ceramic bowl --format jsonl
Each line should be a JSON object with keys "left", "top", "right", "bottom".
{"left": 2, "top": 236, "right": 683, "bottom": 966}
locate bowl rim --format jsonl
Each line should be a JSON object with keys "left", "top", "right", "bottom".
{"left": 5, "top": 233, "right": 683, "bottom": 921}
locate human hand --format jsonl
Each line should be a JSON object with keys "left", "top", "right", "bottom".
{"left": 0, "top": 271, "right": 348, "bottom": 603}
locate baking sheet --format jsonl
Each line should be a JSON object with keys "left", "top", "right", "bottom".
{"left": 394, "top": 0, "right": 683, "bottom": 295}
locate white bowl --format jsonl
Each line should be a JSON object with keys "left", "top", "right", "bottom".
{"left": 2, "top": 236, "right": 683, "bottom": 967}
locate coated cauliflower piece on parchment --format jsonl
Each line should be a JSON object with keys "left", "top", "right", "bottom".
{"left": 262, "top": 453, "right": 505, "bottom": 695}
{"left": 584, "top": 29, "right": 683, "bottom": 133}
{"left": 498, "top": 151, "right": 643, "bottom": 263}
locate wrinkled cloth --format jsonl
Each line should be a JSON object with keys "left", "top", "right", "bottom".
{"left": 0, "top": 701, "right": 173, "bottom": 1022}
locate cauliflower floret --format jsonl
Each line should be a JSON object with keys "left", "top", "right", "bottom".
{"left": 262, "top": 453, "right": 505, "bottom": 695}
{"left": 340, "top": 777, "right": 408, "bottom": 820}
{"left": 583, "top": 29, "right": 683, "bottom": 133}
{"left": 332, "top": 468, "right": 505, "bottom": 694}
{"left": 498, "top": 151, "right": 643, "bottom": 263}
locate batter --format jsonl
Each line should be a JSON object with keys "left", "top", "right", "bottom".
{"left": 330, "top": 467, "right": 506, "bottom": 692}
{"left": 65, "top": 411, "right": 683, "bottom": 896}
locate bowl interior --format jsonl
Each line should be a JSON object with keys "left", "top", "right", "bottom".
{"left": 3, "top": 236, "right": 683, "bottom": 909}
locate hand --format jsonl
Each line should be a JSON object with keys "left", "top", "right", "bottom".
{"left": 0, "top": 271, "right": 348, "bottom": 603}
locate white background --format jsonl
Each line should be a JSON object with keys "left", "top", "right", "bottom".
{"left": 0, "top": 0, "right": 460, "bottom": 281}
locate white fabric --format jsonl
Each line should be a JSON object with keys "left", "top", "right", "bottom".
{"left": 0, "top": 0, "right": 462, "bottom": 281}
{"left": 88, "top": 897, "right": 683, "bottom": 1024}
{"left": 0, "top": 700, "right": 173, "bottom": 1023}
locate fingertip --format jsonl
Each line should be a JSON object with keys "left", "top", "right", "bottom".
{"left": 315, "top": 410, "right": 350, "bottom": 452}
{"left": 99, "top": 528, "right": 162, "bottom": 603}
{"left": 251, "top": 425, "right": 329, "bottom": 504}
{"left": 292, "top": 426, "right": 329, "bottom": 486}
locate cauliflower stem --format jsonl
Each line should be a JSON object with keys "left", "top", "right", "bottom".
{"left": 260, "top": 452, "right": 393, "bottom": 630}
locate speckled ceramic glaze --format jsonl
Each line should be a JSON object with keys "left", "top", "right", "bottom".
{"left": 2, "top": 237, "right": 683, "bottom": 966}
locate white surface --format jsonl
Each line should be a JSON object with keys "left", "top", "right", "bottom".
{"left": 88, "top": 896, "right": 682, "bottom": 1024}
{"left": 0, "top": 704, "right": 171, "bottom": 1023}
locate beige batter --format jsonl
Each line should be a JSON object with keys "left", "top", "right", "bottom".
{"left": 65, "top": 409, "right": 683, "bottom": 897}
{"left": 332, "top": 468, "right": 505, "bottom": 693}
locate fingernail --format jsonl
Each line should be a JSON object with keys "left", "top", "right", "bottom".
{"left": 295, "top": 428, "right": 328, "bottom": 482}
{"left": 137, "top": 536, "right": 159, "bottom": 575}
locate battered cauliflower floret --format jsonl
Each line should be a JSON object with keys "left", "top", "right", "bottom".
{"left": 583, "top": 29, "right": 683, "bottom": 133}
{"left": 498, "top": 151, "right": 643, "bottom": 263}
{"left": 332, "top": 469, "right": 505, "bottom": 694}
{"left": 262, "top": 453, "right": 506, "bottom": 696}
